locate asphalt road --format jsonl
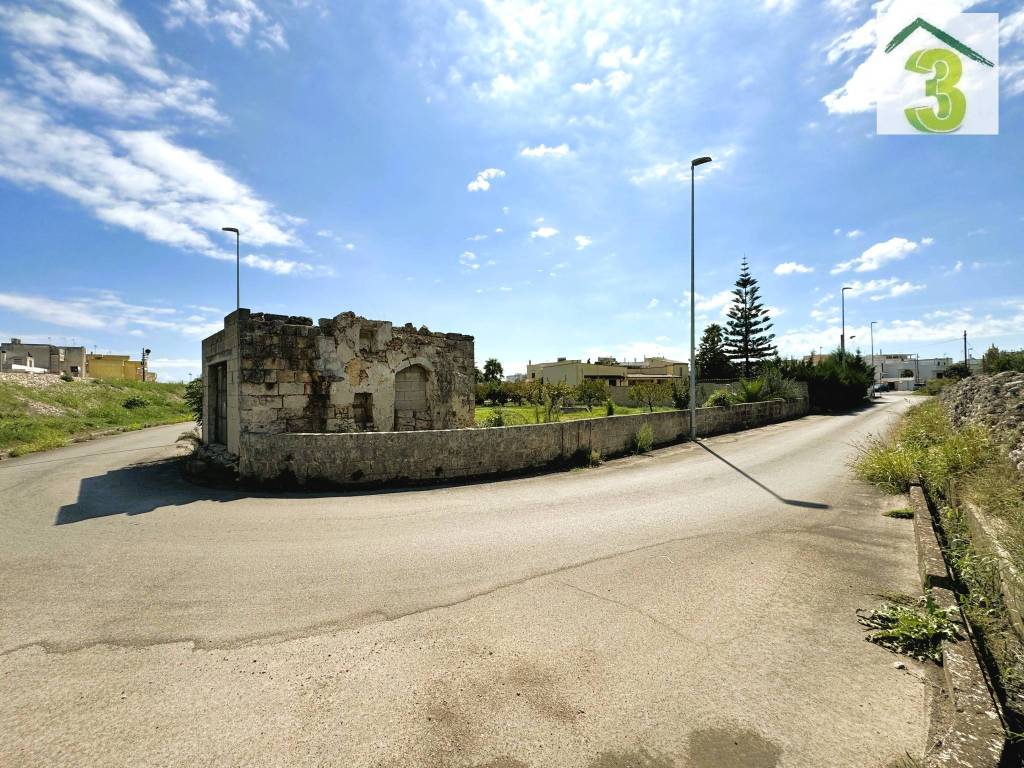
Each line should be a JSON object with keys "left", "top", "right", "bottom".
{"left": 0, "top": 395, "right": 936, "bottom": 767}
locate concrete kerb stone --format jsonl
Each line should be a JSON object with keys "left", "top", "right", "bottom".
{"left": 909, "top": 485, "right": 1006, "bottom": 767}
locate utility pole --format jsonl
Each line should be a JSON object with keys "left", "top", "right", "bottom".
{"left": 870, "top": 321, "right": 878, "bottom": 393}
{"left": 688, "top": 155, "right": 713, "bottom": 442}
{"left": 841, "top": 286, "right": 852, "bottom": 357}
{"left": 222, "top": 227, "right": 241, "bottom": 311}
{"left": 963, "top": 330, "right": 968, "bottom": 367}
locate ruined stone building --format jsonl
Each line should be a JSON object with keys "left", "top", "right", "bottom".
{"left": 201, "top": 309, "right": 475, "bottom": 455}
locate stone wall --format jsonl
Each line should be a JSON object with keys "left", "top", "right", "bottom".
{"left": 202, "top": 309, "right": 475, "bottom": 450}
{"left": 239, "top": 397, "right": 808, "bottom": 489}
{"left": 943, "top": 372, "right": 1024, "bottom": 475}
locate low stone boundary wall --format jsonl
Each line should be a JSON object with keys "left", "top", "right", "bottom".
{"left": 238, "top": 398, "right": 807, "bottom": 489}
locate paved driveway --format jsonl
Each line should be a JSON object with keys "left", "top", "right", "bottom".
{"left": 0, "top": 395, "right": 935, "bottom": 767}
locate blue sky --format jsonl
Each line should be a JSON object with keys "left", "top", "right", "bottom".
{"left": 0, "top": 0, "right": 1022, "bottom": 381}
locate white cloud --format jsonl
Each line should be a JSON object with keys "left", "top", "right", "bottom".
{"left": 467, "top": 233, "right": 488, "bottom": 241}
{"left": 0, "top": 290, "right": 222, "bottom": 338}
{"left": 531, "top": 226, "right": 559, "bottom": 238}
{"left": 164, "top": 0, "right": 288, "bottom": 51}
{"left": 520, "top": 143, "right": 571, "bottom": 158}
{"left": 459, "top": 251, "right": 479, "bottom": 270}
{"left": 831, "top": 236, "right": 922, "bottom": 274}
{"left": 844, "top": 277, "right": 926, "bottom": 301}
{"left": 604, "top": 69, "right": 633, "bottom": 94}
{"left": 647, "top": 298, "right": 659, "bottom": 309}
{"left": 692, "top": 289, "right": 733, "bottom": 315}
{"left": 574, "top": 235, "right": 593, "bottom": 250}
{"left": 630, "top": 145, "right": 738, "bottom": 186}
{"left": 1001, "top": 7, "right": 1024, "bottom": 45}
{"left": 0, "top": 2, "right": 224, "bottom": 124}
{"left": 921, "top": 236, "right": 935, "bottom": 246}
{"left": 345, "top": 243, "right": 355, "bottom": 251}
{"left": 0, "top": 94, "right": 300, "bottom": 260}
{"left": 571, "top": 78, "right": 602, "bottom": 93}
{"left": 495, "top": 227, "right": 504, "bottom": 233}
{"left": 242, "top": 253, "right": 326, "bottom": 276}
{"left": 846, "top": 229, "right": 863, "bottom": 239}
{"left": 467, "top": 167, "right": 505, "bottom": 192}
{"left": 774, "top": 262, "right": 814, "bottom": 275}
{"left": 1003, "top": 59, "right": 1024, "bottom": 97}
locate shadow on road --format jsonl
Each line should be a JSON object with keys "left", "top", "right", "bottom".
{"left": 695, "top": 442, "right": 830, "bottom": 510}
{"left": 55, "top": 458, "right": 236, "bottom": 525}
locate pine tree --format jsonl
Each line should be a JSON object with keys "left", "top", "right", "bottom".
{"left": 724, "top": 258, "right": 776, "bottom": 377}
{"left": 694, "top": 323, "right": 735, "bottom": 380}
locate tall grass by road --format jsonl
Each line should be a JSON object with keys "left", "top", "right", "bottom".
{"left": 0, "top": 376, "right": 193, "bottom": 457}
{"left": 854, "top": 398, "right": 1024, "bottom": 731}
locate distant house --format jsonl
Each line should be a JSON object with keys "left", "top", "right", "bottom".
{"left": 86, "top": 354, "right": 148, "bottom": 381}
{"left": 525, "top": 356, "right": 689, "bottom": 387}
{"left": 0, "top": 338, "right": 86, "bottom": 377}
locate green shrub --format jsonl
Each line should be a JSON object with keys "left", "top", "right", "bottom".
{"left": 758, "top": 363, "right": 801, "bottom": 401}
{"left": 60, "top": 372, "right": 74, "bottom": 383}
{"left": 982, "top": 345, "right": 1024, "bottom": 374}
{"left": 854, "top": 400, "right": 988, "bottom": 496}
{"left": 122, "top": 395, "right": 148, "bottom": 410}
{"left": 481, "top": 408, "right": 528, "bottom": 428}
{"left": 670, "top": 381, "right": 689, "bottom": 409}
{"left": 184, "top": 376, "right": 204, "bottom": 425}
{"left": 632, "top": 423, "right": 654, "bottom": 454}
{"left": 703, "top": 389, "right": 735, "bottom": 408}
{"left": 857, "top": 599, "right": 959, "bottom": 663}
{"left": 778, "top": 351, "right": 872, "bottom": 411}
{"left": 605, "top": 399, "right": 615, "bottom": 416}
{"left": 733, "top": 379, "right": 765, "bottom": 403}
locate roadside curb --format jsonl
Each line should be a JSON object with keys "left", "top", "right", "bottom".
{"left": 910, "top": 485, "right": 1006, "bottom": 767}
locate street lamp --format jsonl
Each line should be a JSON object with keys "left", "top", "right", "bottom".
{"left": 912, "top": 353, "right": 920, "bottom": 387}
{"left": 222, "top": 227, "right": 240, "bottom": 311}
{"left": 870, "top": 320, "right": 878, "bottom": 391}
{"left": 841, "top": 286, "right": 852, "bottom": 355}
{"left": 689, "top": 155, "right": 713, "bottom": 441}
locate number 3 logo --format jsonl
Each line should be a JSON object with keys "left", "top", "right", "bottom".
{"left": 904, "top": 48, "right": 967, "bottom": 133}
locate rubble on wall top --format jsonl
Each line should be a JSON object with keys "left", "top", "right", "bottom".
{"left": 243, "top": 309, "right": 473, "bottom": 342}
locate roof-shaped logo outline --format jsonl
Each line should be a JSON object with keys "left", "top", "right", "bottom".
{"left": 884, "top": 16, "right": 995, "bottom": 67}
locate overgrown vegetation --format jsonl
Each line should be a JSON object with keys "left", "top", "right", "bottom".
{"left": 0, "top": 377, "right": 193, "bottom": 457}
{"left": 474, "top": 402, "right": 673, "bottom": 427}
{"left": 632, "top": 423, "right": 654, "bottom": 454}
{"left": 184, "top": 376, "right": 204, "bottom": 425}
{"left": 982, "top": 345, "right": 1024, "bottom": 374}
{"left": 857, "top": 598, "right": 959, "bottom": 663}
{"left": 855, "top": 398, "right": 1024, "bottom": 730}
{"left": 778, "top": 350, "right": 873, "bottom": 412}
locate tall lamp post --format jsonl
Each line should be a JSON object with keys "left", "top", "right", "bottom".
{"left": 840, "top": 286, "right": 852, "bottom": 355}
{"left": 222, "top": 227, "right": 240, "bottom": 311}
{"left": 689, "top": 155, "right": 713, "bottom": 441}
{"left": 870, "top": 320, "right": 878, "bottom": 392}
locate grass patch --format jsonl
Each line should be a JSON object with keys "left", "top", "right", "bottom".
{"left": 854, "top": 397, "right": 1024, "bottom": 734}
{"left": 0, "top": 378, "right": 193, "bottom": 457}
{"left": 632, "top": 423, "right": 654, "bottom": 454}
{"left": 474, "top": 403, "right": 675, "bottom": 427}
{"left": 857, "top": 598, "right": 959, "bottom": 663}
{"left": 883, "top": 508, "right": 915, "bottom": 519}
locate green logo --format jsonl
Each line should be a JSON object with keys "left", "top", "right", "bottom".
{"left": 884, "top": 17, "right": 995, "bottom": 134}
